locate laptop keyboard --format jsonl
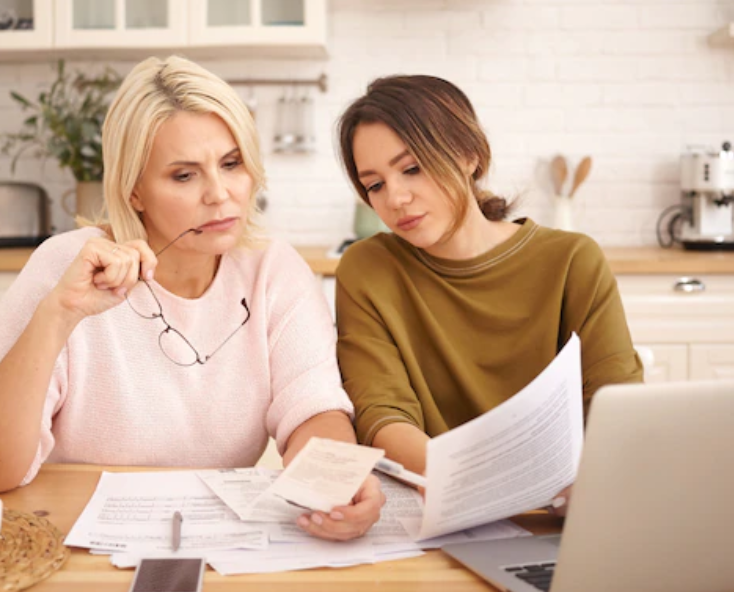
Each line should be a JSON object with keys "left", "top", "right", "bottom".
{"left": 504, "top": 562, "right": 556, "bottom": 591}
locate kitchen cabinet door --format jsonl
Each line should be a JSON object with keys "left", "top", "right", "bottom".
{"left": 188, "top": 0, "right": 326, "bottom": 56}
{"left": 636, "top": 344, "right": 688, "bottom": 383}
{"left": 55, "top": 0, "right": 186, "bottom": 48}
{"left": 320, "top": 276, "right": 336, "bottom": 322}
{"left": 0, "top": 0, "right": 53, "bottom": 49}
{"left": 689, "top": 344, "right": 734, "bottom": 381}
{"left": 618, "top": 274, "right": 734, "bottom": 344}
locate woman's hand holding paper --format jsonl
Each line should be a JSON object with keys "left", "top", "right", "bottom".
{"left": 296, "top": 474, "right": 386, "bottom": 541}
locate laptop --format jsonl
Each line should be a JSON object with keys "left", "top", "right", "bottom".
{"left": 442, "top": 380, "right": 734, "bottom": 592}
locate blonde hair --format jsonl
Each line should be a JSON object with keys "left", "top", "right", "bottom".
{"left": 101, "top": 55, "right": 265, "bottom": 246}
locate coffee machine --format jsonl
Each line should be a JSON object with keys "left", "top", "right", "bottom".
{"left": 670, "top": 142, "right": 734, "bottom": 250}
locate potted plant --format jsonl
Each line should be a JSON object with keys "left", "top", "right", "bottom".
{"left": 1, "top": 60, "right": 121, "bottom": 220}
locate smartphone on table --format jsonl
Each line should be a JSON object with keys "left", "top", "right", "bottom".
{"left": 128, "top": 558, "right": 205, "bottom": 592}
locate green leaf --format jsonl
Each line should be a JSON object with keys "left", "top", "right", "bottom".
{"left": 0, "top": 59, "right": 121, "bottom": 182}
{"left": 10, "top": 91, "right": 32, "bottom": 108}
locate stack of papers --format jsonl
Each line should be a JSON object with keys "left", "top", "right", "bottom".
{"left": 68, "top": 470, "right": 528, "bottom": 573}
{"left": 66, "top": 334, "right": 583, "bottom": 574}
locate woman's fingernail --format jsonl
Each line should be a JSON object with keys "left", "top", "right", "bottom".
{"left": 311, "top": 514, "right": 323, "bottom": 526}
{"left": 297, "top": 516, "right": 309, "bottom": 528}
{"left": 552, "top": 496, "right": 566, "bottom": 509}
{"left": 145, "top": 269, "right": 154, "bottom": 281}
{"left": 330, "top": 511, "right": 344, "bottom": 521}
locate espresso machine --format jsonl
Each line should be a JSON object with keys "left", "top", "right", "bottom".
{"left": 668, "top": 142, "right": 734, "bottom": 250}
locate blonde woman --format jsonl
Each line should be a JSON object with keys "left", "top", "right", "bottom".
{"left": 335, "top": 75, "right": 643, "bottom": 515}
{"left": 0, "top": 56, "right": 383, "bottom": 541}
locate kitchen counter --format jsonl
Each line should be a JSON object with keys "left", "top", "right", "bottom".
{"left": 1, "top": 245, "right": 734, "bottom": 276}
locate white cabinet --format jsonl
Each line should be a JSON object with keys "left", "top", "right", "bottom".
{"left": 618, "top": 274, "right": 734, "bottom": 382}
{"left": 55, "top": 0, "right": 187, "bottom": 48}
{"left": 321, "top": 276, "right": 336, "bottom": 321}
{"left": 0, "top": 0, "right": 54, "bottom": 49}
{"left": 189, "top": 0, "right": 326, "bottom": 51}
{"left": 639, "top": 344, "right": 688, "bottom": 384}
{"left": 0, "top": 0, "right": 326, "bottom": 57}
{"left": 689, "top": 344, "right": 734, "bottom": 380}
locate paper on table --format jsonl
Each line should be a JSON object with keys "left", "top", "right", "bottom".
{"left": 266, "top": 437, "right": 385, "bottom": 513}
{"left": 398, "top": 518, "right": 531, "bottom": 549}
{"left": 107, "top": 475, "right": 525, "bottom": 574}
{"left": 417, "top": 333, "right": 584, "bottom": 540}
{"left": 269, "top": 473, "right": 425, "bottom": 545}
{"left": 197, "top": 468, "right": 303, "bottom": 523}
{"left": 65, "top": 471, "right": 268, "bottom": 553}
{"left": 206, "top": 539, "right": 377, "bottom": 574}
{"left": 269, "top": 473, "right": 528, "bottom": 562}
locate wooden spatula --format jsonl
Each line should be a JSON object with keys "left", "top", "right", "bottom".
{"left": 569, "top": 156, "right": 592, "bottom": 198}
{"left": 550, "top": 155, "right": 568, "bottom": 196}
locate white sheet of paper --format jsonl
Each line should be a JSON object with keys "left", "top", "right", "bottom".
{"left": 206, "top": 539, "right": 377, "bottom": 574}
{"left": 269, "top": 474, "right": 424, "bottom": 545}
{"left": 399, "top": 517, "right": 531, "bottom": 549}
{"left": 65, "top": 471, "right": 268, "bottom": 553}
{"left": 418, "top": 334, "right": 584, "bottom": 540}
{"left": 266, "top": 438, "right": 385, "bottom": 513}
{"left": 197, "top": 468, "right": 303, "bottom": 523}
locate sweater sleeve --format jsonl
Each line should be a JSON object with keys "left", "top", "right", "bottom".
{"left": 263, "top": 241, "right": 354, "bottom": 454}
{"left": 336, "top": 242, "right": 424, "bottom": 445}
{"left": 561, "top": 236, "right": 644, "bottom": 416}
{"left": 0, "top": 232, "right": 88, "bottom": 485}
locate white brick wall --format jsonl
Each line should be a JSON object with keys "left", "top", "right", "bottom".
{"left": 0, "top": 0, "right": 733, "bottom": 247}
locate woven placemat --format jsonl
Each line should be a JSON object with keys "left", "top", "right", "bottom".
{"left": 0, "top": 508, "right": 70, "bottom": 592}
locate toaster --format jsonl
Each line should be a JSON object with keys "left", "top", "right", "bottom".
{"left": 0, "top": 181, "right": 51, "bottom": 247}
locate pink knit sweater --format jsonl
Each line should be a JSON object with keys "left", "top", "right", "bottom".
{"left": 0, "top": 228, "right": 353, "bottom": 486}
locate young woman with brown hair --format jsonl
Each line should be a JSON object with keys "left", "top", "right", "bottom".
{"left": 335, "top": 75, "right": 643, "bottom": 514}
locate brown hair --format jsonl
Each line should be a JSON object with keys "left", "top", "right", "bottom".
{"left": 338, "top": 75, "right": 512, "bottom": 235}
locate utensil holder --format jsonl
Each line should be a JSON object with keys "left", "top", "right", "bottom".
{"left": 553, "top": 196, "right": 574, "bottom": 232}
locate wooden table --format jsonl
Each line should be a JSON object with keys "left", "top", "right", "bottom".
{"left": 1, "top": 464, "right": 562, "bottom": 591}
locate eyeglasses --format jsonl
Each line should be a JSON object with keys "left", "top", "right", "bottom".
{"left": 125, "top": 228, "right": 251, "bottom": 366}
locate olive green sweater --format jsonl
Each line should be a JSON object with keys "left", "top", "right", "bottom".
{"left": 336, "top": 218, "right": 643, "bottom": 445}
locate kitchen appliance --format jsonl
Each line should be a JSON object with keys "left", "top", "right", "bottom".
{"left": 0, "top": 181, "right": 51, "bottom": 247}
{"left": 329, "top": 201, "right": 391, "bottom": 257}
{"left": 658, "top": 142, "right": 734, "bottom": 250}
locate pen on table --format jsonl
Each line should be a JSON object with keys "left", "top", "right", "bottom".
{"left": 171, "top": 510, "right": 183, "bottom": 552}
{"left": 374, "top": 458, "right": 427, "bottom": 489}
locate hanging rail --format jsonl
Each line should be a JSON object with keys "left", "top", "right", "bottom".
{"left": 225, "top": 73, "right": 328, "bottom": 93}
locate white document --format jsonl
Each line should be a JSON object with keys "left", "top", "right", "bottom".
{"left": 269, "top": 474, "right": 425, "bottom": 545}
{"left": 417, "top": 333, "right": 584, "bottom": 540}
{"left": 65, "top": 471, "right": 268, "bottom": 553}
{"left": 206, "top": 539, "right": 377, "bottom": 574}
{"left": 398, "top": 518, "right": 531, "bottom": 549}
{"left": 266, "top": 437, "right": 385, "bottom": 513}
{"left": 197, "top": 468, "right": 303, "bottom": 523}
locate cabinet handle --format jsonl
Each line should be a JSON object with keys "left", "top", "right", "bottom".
{"left": 673, "top": 277, "right": 705, "bottom": 293}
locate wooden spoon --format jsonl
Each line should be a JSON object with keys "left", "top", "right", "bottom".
{"left": 550, "top": 155, "right": 568, "bottom": 196}
{"left": 569, "top": 156, "right": 592, "bottom": 198}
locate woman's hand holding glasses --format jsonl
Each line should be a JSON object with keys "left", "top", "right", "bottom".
{"left": 50, "top": 237, "right": 158, "bottom": 323}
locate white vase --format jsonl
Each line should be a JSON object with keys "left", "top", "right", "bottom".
{"left": 553, "top": 196, "right": 574, "bottom": 232}
{"left": 62, "top": 181, "right": 105, "bottom": 223}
